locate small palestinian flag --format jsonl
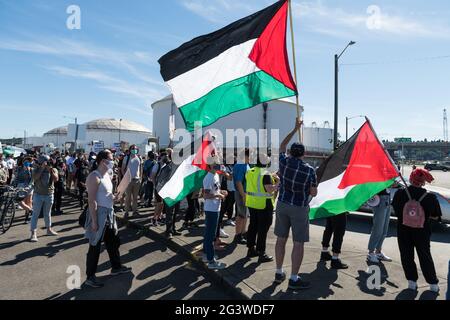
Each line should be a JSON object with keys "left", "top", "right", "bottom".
{"left": 158, "top": 0, "right": 297, "bottom": 132}
{"left": 158, "top": 132, "right": 217, "bottom": 207}
{"left": 309, "top": 120, "right": 399, "bottom": 220}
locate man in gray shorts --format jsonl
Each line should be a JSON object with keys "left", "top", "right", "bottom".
{"left": 233, "top": 149, "right": 250, "bottom": 245}
{"left": 274, "top": 118, "right": 318, "bottom": 291}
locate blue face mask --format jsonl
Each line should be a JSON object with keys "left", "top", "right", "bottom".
{"left": 131, "top": 150, "right": 138, "bottom": 155}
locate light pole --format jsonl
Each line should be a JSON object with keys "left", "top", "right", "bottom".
{"left": 334, "top": 41, "right": 356, "bottom": 150}
{"left": 119, "top": 118, "right": 122, "bottom": 145}
{"left": 346, "top": 115, "right": 365, "bottom": 141}
{"left": 64, "top": 116, "right": 78, "bottom": 151}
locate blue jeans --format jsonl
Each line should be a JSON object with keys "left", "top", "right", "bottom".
{"left": 203, "top": 211, "right": 219, "bottom": 262}
{"left": 368, "top": 195, "right": 391, "bottom": 252}
{"left": 31, "top": 194, "right": 54, "bottom": 232}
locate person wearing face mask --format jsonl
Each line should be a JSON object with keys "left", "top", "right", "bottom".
{"left": 14, "top": 157, "right": 34, "bottom": 223}
{"left": 121, "top": 145, "right": 142, "bottom": 218}
{"left": 30, "top": 155, "right": 59, "bottom": 242}
{"left": 0, "top": 158, "right": 9, "bottom": 186}
{"left": 84, "top": 149, "right": 131, "bottom": 288}
{"left": 150, "top": 151, "right": 167, "bottom": 226}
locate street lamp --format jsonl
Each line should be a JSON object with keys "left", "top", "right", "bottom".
{"left": 63, "top": 116, "right": 78, "bottom": 151}
{"left": 334, "top": 41, "right": 356, "bottom": 150}
{"left": 346, "top": 115, "right": 365, "bottom": 141}
{"left": 118, "top": 118, "right": 123, "bottom": 145}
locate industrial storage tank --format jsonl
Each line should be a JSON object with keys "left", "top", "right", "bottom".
{"left": 151, "top": 95, "right": 333, "bottom": 156}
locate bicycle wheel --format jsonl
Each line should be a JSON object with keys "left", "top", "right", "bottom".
{"left": 1, "top": 200, "right": 15, "bottom": 233}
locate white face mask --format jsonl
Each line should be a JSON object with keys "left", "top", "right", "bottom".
{"left": 104, "top": 160, "right": 114, "bottom": 170}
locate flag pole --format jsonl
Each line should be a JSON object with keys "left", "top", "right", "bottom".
{"left": 365, "top": 117, "right": 412, "bottom": 198}
{"left": 288, "top": 0, "right": 302, "bottom": 142}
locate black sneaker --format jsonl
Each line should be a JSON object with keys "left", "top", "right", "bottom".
{"left": 274, "top": 272, "right": 286, "bottom": 284}
{"left": 331, "top": 259, "right": 349, "bottom": 270}
{"left": 258, "top": 254, "right": 274, "bottom": 263}
{"left": 320, "top": 251, "right": 333, "bottom": 261}
{"left": 247, "top": 248, "right": 259, "bottom": 258}
{"left": 111, "top": 266, "right": 132, "bottom": 276}
{"left": 288, "top": 278, "right": 311, "bottom": 290}
{"left": 84, "top": 276, "right": 104, "bottom": 288}
{"left": 236, "top": 234, "right": 247, "bottom": 245}
{"left": 165, "top": 232, "right": 173, "bottom": 239}
{"left": 172, "top": 231, "right": 182, "bottom": 236}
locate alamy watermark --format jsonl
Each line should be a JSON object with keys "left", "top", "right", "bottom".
{"left": 66, "top": 5, "right": 81, "bottom": 30}
{"left": 66, "top": 265, "right": 82, "bottom": 290}
{"left": 366, "top": 5, "right": 382, "bottom": 30}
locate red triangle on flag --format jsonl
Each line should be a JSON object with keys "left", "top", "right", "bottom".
{"left": 338, "top": 122, "right": 398, "bottom": 189}
{"left": 249, "top": 0, "right": 297, "bottom": 92}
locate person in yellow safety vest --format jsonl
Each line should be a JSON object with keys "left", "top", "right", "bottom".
{"left": 245, "top": 153, "right": 279, "bottom": 263}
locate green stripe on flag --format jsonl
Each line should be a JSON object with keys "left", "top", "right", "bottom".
{"left": 163, "top": 170, "right": 208, "bottom": 207}
{"left": 179, "top": 70, "right": 296, "bottom": 131}
{"left": 309, "top": 179, "right": 396, "bottom": 220}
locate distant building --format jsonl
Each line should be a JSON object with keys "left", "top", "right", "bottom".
{"left": 23, "top": 119, "right": 155, "bottom": 154}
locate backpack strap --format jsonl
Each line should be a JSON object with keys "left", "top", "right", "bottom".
{"left": 418, "top": 191, "right": 428, "bottom": 203}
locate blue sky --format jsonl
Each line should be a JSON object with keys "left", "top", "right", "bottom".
{"left": 1, "top": 0, "right": 450, "bottom": 141}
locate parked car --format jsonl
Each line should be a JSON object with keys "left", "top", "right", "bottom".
{"left": 360, "top": 181, "right": 450, "bottom": 224}
{"left": 424, "top": 162, "right": 450, "bottom": 172}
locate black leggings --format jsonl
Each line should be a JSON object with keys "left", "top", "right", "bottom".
{"left": 86, "top": 227, "right": 121, "bottom": 278}
{"left": 322, "top": 213, "right": 347, "bottom": 254}
{"left": 184, "top": 194, "right": 199, "bottom": 223}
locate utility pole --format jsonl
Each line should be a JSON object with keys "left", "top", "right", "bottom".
{"left": 334, "top": 41, "right": 356, "bottom": 150}
{"left": 444, "top": 109, "right": 448, "bottom": 142}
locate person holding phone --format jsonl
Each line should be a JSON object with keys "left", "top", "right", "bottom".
{"left": 29, "top": 155, "right": 59, "bottom": 242}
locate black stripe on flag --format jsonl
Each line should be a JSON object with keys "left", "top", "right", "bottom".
{"left": 316, "top": 127, "right": 360, "bottom": 183}
{"left": 158, "top": 0, "right": 287, "bottom": 82}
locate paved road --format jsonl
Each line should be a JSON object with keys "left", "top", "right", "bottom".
{"left": 0, "top": 198, "right": 232, "bottom": 300}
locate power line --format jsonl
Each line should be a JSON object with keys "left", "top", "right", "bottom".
{"left": 341, "top": 54, "right": 450, "bottom": 66}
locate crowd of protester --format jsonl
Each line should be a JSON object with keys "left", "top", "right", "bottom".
{"left": 0, "top": 122, "right": 446, "bottom": 294}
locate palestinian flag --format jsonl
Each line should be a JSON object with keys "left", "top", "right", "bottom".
{"left": 158, "top": 0, "right": 297, "bottom": 132}
{"left": 158, "top": 132, "right": 217, "bottom": 207}
{"left": 309, "top": 120, "right": 399, "bottom": 220}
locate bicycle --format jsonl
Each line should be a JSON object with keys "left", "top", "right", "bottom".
{"left": 0, "top": 186, "right": 26, "bottom": 234}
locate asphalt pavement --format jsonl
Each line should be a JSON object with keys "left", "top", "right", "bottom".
{"left": 0, "top": 197, "right": 232, "bottom": 300}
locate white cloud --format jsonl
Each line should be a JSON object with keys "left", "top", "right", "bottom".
{"left": 293, "top": 1, "right": 450, "bottom": 39}
{"left": 45, "top": 66, "right": 164, "bottom": 104}
{"left": 179, "top": 0, "right": 450, "bottom": 39}
{"left": 180, "top": 0, "right": 266, "bottom": 23}
{"left": 0, "top": 36, "right": 168, "bottom": 103}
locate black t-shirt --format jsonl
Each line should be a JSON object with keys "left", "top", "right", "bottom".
{"left": 76, "top": 166, "right": 90, "bottom": 184}
{"left": 262, "top": 174, "right": 274, "bottom": 211}
{"left": 392, "top": 186, "right": 442, "bottom": 225}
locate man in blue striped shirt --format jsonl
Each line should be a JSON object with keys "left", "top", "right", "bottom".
{"left": 274, "top": 118, "right": 318, "bottom": 291}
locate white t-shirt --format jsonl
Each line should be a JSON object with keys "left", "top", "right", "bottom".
{"left": 203, "top": 172, "right": 222, "bottom": 212}
{"left": 6, "top": 158, "right": 16, "bottom": 170}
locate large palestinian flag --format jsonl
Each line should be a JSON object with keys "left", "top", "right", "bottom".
{"left": 309, "top": 121, "right": 399, "bottom": 220}
{"left": 158, "top": 133, "right": 217, "bottom": 207}
{"left": 158, "top": 0, "right": 297, "bottom": 131}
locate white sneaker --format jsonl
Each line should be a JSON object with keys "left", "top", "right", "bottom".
{"left": 208, "top": 260, "right": 227, "bottom": 270}
{"left": 376, "top": 252, "right": 393, "bottom": 262}
{"left": 47, "top": 229, "right": 58, "bottom": 236}
{"left": 367, "top": 253, "right": 380, "bottom": 264}
{"left": 429, "top": 284, "right": 440, "bottom": 293}
{"left": 201, "top": 253, "right": 218, "bottom": 263}
{"left": 219, "top": 229, "right": 229, "bottom": 239}
{"left": 408, "top": 281, "right": 418, "bottom": 291}
{"left": 30, "top": 232, "right": 38, "bottom": 242}
{"left": 226, "top": 220, "right": 236, "bottom": 227}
